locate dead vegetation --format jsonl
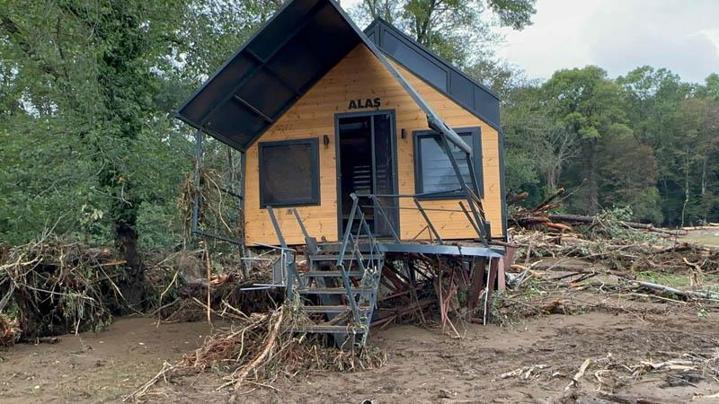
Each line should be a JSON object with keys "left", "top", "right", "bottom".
{"left": 3, "top": 188, "right": 718, "bottom": 401}
{"left": 0, "top": 235, "right": 128, "bottom": 343}
{"left": 126, "top": 304, "right": 386, "bottom": 401}
{"left": 486, "top": 208, "right": 719, "bottom": 401}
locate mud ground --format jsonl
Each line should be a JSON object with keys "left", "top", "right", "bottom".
{"left": 1, "top": 291, "right": 717, "bottom": 403}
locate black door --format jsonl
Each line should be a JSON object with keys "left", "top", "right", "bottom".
{"left": 337, "top": 111, "right": 399, "bottom": 238}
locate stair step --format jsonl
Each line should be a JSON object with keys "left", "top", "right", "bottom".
{"left": 298, "top": 287, "right": 375, "bottom": 295}
{"left": 301, "top": 271, "right": 364, "bottom": 278}
{"left": 301, "top": 305, "right": 372, "bottom": 314}
{"left": 309, "top": 254, "right": 383, "bottom": 261}
{"left": 294, "top": 324, "right": 366, "bottom": 334}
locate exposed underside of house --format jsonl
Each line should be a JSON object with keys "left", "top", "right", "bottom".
{"left": 176, "top": 0, "right": 509, "bottom": 346}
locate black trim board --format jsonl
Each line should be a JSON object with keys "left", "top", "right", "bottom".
{"left": 258, "top": 138, "right": 321, "bottom": 207}
{"left": 364, "top": 18, "right": 501, "bottom": 131}
{"left": 498, "top": 130, "right": 508, "bottom": 241}
{"left": 413, "top": 126, "right": 484, "bottom": 200}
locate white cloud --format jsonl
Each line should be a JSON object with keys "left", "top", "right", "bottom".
{"left": 341, "top": 0, "right": 719, "bottom": 82}
{"left": 498, "top": 0, "right": 719, "bottom": 83}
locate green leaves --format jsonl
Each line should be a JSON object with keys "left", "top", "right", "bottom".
{"left": 505, "top": 63, "right": 719, "bottom": 225}
{"left": 353, "top": 0, "right": 536, "bottom": 67}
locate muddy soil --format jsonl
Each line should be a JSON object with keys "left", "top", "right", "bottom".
{"left": 1, "top": 294, "right": 717, "bottom": 403}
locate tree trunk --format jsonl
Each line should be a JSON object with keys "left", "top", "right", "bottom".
{"left": 115, "top": 219, "right": 145, "bottom": 311}
{"left": 681, "top": 151, "right": 690, "bottom": 227}
{"left": 586, "top": 139, "right": 599, "bottom": 215}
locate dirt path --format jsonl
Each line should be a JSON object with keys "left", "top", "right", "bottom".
{"left": 0, "top": 318, "right": 214, "bottom": 403}
{"left": 2, "top": 297, "right": 717, "bottom": 403}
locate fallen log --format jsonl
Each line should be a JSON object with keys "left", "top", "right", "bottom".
{"left": 547, "top": 213, "right": 686, "bottom": 236}
{"left": 630, "top": 280, "right": 719, "bottom": 301}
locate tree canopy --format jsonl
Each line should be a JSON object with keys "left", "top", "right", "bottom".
{"left": 0, "top": 0, "right": 716, "bottom": 262}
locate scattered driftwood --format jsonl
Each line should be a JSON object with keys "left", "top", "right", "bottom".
{"left": 565, "top": 358, "right": 593, "bottom": 391}
{"left": 510, "top": 188, "right": 688, "bottom": 239}
{"left": 563, "top": 350, "right": 719, "bottom": 396}
{"left": 498, "top": 364, "right": 550, "bottom": 380}
{"left": 126, "top": 305, "right": 386, "bottom": 400}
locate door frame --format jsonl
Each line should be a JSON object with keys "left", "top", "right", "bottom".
{"left": 334, "top": 109, "right": 400, "bottom": 240}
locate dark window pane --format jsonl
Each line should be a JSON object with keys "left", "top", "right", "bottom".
{"left": 418, "top": 132, "right": 473, "bottom": 194}
{"left": 260, "top": 139, "right": 319, "bottom": 206}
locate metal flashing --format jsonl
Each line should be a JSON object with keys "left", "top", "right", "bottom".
{"left": 378, "top": 242, "right": 504, "bottom": 258}
{"left": 498, "top": 130, "right": 509, "bottom": 240}
{"left": 364, "top": 18, "right": 501, "bottom": 130}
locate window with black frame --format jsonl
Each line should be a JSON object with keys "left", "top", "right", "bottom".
{"left": 414, "top": 127, "right": 483, "bottom": 199}
{"left": 259, "top": 138, "right": 320, "bottom": 207}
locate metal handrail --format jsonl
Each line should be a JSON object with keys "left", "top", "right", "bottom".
{"left": 335, "top": 193, "right": 390, "bottom": 325}
{"left": 337, "top": 194, "right": 361, "bottom": 322}
{"left": 353, "top": 190, "right": 489, "bottom": 245}
{"left": 266, "top": 206, "right": 303, "bottom": 299}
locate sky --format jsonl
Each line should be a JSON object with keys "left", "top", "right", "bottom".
{"left": 343, "top": 0, "right": 719, "bottom": 83}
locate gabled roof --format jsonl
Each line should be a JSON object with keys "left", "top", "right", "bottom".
{"left": 176, "top": 0, "right": 475, "bottom": 154}
{"left": 364, "top": 19, "right": 500, "bottom": 130}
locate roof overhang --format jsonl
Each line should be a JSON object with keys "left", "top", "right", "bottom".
{"left": 176, "top": 0, "right": 471, "bottom": 154}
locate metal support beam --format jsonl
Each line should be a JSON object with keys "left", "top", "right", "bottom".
{"left": 244, "top": 49, "right": 303, "bottom": 96}
{"left": 413, "top": 198, "right": 443, "bottom": 244}
{"left": 370, "top": 195, "right": 400, "bottom": 242}
{"left": 267, "top": 206, "right": 299, "bottom": 297}
{"left": 191, "top": 130, "right": 205, "bottom": 239}
{"left": 427, "top": 115, "right": 472, "bottom": 155}
{"left": 458, "top": 201, "right": 481, "bottom": 237}
{"left": 233, "top": 95, "right": 274, "bottom": 123}
{"left": 439, "top": 135, "right": 488, "bottom": 244}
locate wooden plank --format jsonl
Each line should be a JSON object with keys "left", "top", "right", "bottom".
{"left": 467, "top": 258, "right": 487, "bottom": 311}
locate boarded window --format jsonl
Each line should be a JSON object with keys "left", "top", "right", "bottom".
{"left": 414, "top": 128, "right": 482, "bottom": 199}
{"left": 259, "top": 138, "right": 320, "bottom": 207}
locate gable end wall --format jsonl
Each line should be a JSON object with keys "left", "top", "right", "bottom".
{"left": 244, "top": 44, "right": 503, "bottom": 245}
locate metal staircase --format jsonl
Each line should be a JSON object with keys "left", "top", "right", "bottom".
{"left": 266, "top": 193, "right": 384, "bottom": 347}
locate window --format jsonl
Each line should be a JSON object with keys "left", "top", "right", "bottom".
{"left": 414, "top": 127, "right": 483, "bottom": 199}
{"left": 259, "top": 138, "right": 320, "bottom": 207}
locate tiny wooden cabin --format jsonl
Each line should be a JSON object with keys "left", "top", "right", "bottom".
{"left": 177, "top": 0, "right": 507, "bottom": 247}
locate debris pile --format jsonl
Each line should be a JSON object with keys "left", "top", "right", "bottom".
{"left": 0, "top": 237, "right": 127, "bottom": 341}
{"left": 510, "top": 188, "right": 686, "bottom": 238}
{"left": 127, "top": 304, "right": 386, "bottom": 400}
{"left": 146, "top": 247, "right": 277, "bottom": 324}
{"left": 498, "top": 201, "right": 719, "bottom": 325}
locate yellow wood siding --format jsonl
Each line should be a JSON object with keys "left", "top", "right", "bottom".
{"left": 244, "top": 44, "right": 503, "bottom": 245}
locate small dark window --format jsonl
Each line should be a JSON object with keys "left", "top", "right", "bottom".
{"left": 414, "top": 127, "right": 482, "bottom": 199}
{"left": 259, "top": 138, "right": 320, "bottom": 207}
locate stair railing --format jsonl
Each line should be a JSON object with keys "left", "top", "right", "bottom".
{"left": 337, "top": 194, "right": 362, "bottom": 323}
{"left": 336, "top": 194, "right": 388, "bottom": 324}
{"left": 266, "top": 206, "right": 302, "bottom": 300}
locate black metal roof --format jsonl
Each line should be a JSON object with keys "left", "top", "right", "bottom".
{"left": 177, "top": 0, "right": 361, "bottom": 150}
{"left": 364, "top": 19, "right": 500, "bottom": 129}
{"left": 176, "top": 0, "right": 481, "bottom": 153}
